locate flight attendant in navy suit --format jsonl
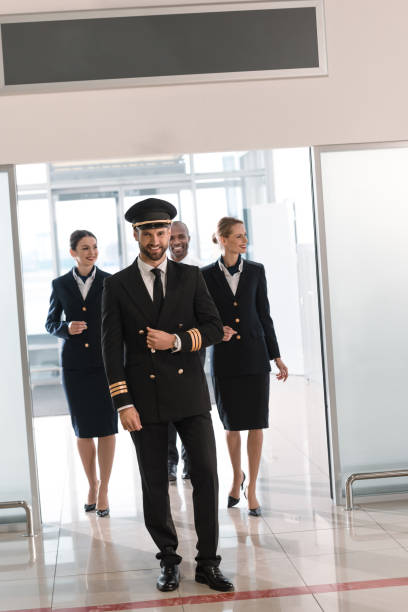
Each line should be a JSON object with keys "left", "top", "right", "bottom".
{"left": 202, "top": 217, "right": 288, "bottom": 517}
{"left": 45, "top": 230, "right": 117, "bottom": 517}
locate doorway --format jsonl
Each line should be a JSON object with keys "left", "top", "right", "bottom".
{"left": 15, "top": 147, "right": 331, "bottom": 521}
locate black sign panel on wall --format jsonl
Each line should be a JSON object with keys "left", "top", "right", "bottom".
{"left": 0, "top": 1, "right": 327, "bottom": 93}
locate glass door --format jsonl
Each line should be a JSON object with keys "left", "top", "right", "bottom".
{"left": 314, "top": 143, "right": 408, "bottom": 503}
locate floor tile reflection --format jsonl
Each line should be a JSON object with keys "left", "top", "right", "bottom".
{"left": 0, "top": 377, "right": 400, "bottom": 611}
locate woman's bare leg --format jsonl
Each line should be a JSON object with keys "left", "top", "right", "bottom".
{"left": 77, "top": 438, "right": 99, "bottom": 504}
{"left": 226, "top": 430, "right": 244, "bottom": 498}
{"left": 96, "top": 435, "right": 116, "bottom": 509}
{"left": 246, "top": 429, "right": 263, "bottom": 509}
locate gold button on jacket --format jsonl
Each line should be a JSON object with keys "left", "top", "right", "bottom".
{"left": 84, "top": 343, "right": 89, "bottom": 347}
{"left": 149, "top": 374, "right": 156, "bottom": 379}
{"left": 178, "top": 368, "right": 184, "bottom": 375}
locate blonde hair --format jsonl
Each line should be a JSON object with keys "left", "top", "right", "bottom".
{"left": 212, "top": 217, "right": 244, "bottom": 245}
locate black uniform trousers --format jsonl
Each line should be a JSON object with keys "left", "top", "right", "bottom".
{"left": 131, "top": 412, "right": 219, "bottom": 567}
{"left": 167, "top": 423, "right": 189, "bottom": 469}
{"left": 167, "top": 350, "right": 205, "bottom": 470}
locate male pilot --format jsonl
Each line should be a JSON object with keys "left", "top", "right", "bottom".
{"left": 101, "top": 198, "right": 234, "bottom": 593}
{"left": 167, "top": 220, "right": 202, "bottom": 481}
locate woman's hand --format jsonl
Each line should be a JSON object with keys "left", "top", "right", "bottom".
{"left": 68, "top": 321, "right": 87, "bottom": 335}
{"left": 146, "top": 327, "right": 176, "bottom": 350}
{"left": 222, "top": 325, "right": 237, "bottom": 342}
{"left": 274, "top": 358, "right": 289, "bottom": 381}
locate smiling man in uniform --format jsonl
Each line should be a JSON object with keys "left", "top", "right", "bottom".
{"left": 101, "top": 198, "right": 234, "bottom": 594}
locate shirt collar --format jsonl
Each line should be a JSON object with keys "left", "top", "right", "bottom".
{"left": 72, "top": 266, "right": 96, "bottom": 282}
{"left": 218, "top": 256, "right": 243, "bottom": 275}
{"left": 137, "top": 256, "right": 168, "bottom": 275}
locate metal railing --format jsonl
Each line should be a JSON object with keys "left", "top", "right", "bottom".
{"left": 0, "top": 500, "right": 34, "bottom": 536}
{"left": 345, "top": 469, "right": 408, "bottom": 511}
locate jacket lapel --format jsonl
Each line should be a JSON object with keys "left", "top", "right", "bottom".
{"left": 84, "top": 267, "right": 103, "bottom": 303}
{"left": 235, "top": 260, "right": 249, "bottom": 299}
{"left": 119, "top": 260, "right": 156, "bottom": 323}
{"left": 211, "top": 261, "right": 235, "bottom": 300}
{"left": 64, "top": 270, "right": 84, "bottom": 302}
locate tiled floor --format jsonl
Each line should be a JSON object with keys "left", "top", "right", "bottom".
{"left": 2, "top": 377, "right": 408, "bottom": 611}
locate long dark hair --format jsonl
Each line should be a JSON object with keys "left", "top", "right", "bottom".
{"left": 70, "top": 230, "right": 97, "bottom": 251}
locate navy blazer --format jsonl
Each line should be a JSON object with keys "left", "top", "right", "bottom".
{"left": 45, "top": 267, "right": 110, "bottom": 370}
{"left": 201, "top": 260, "right": 280, "bottom": 378}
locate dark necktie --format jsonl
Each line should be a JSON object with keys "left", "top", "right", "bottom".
{"left": 151, "top": 268, "right": 164, "bottom": 317}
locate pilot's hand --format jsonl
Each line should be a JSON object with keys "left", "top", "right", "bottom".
{"left": 119, "top": 406, "right": 142, "bottom": 431}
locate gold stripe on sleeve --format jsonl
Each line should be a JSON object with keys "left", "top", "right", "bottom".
{"left": 109, "top": 385, "right": 127, "bottom": 393}
{"left": 195, "top": 329, "right": 202, "bottom": 351}
{"left": 189, "top": 328, "right": 202, "bottom": 352}
{"left": 187, "top": 329, "right": 197, "bottom": 352}
{"left": 111, "top": 389, "right": 129, "bottom": 398}
{"left": 191, "top": 329, "right": 200, "bottom": 351}
{"left": 109, "top": 380, "right": 127, "bottom": 390}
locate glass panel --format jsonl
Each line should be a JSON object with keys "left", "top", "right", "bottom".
{"left": 16, "top": 163, "right": 47, "bottom": 185}
{"left": 192, "top": 151, "right": 248, "bottom": 174}
{"left": 55, "top": 195, "right": 120, "bottom": 274}
{"left": 0, "top": 170, "right": 36, "bottom": 524}
{"left": 320, "top": 146, "right": 408, "bottom": 496}
{"left": 17, "top": 197, "right": 54, "bottom": 335}
{"left": 179, "top": 189, "right": 199, "bottom": 260}
{"left": 195, "top": 187, "right": 229, "bottom": 264}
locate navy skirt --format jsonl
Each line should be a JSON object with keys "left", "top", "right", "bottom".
{"left": 212, "top": 373, "right": 270, "bottom": 431}
{"left": 62, "top": 366, "right": 118, "bottom": 438}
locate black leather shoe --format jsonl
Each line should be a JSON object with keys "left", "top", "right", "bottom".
{"left": 168, "top": 463, "right": 177, "bottom": 482}
{"left": 156, "top": 565, "right": 180, "bottom": 591}
{"left": 195, "top": 565, "right": 234, "bottom": 592}
{"left": 84, "top": 503, "right": 96, "bottom": 512}
{"left": 227, "top": 471, "right": 246, "bottom": 508}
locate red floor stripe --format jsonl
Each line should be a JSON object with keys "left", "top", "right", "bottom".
{"left": 6, "top": 576, "right": 408, "bottom": 612}
{"left": 309, "top": 576, "right": 408, "bottom": 594}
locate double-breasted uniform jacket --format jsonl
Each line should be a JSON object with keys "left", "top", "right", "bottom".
{"left": 101, "top": 259, "right": 223, "bottom": 424}
{"left": 201, "top": 260, "right": 280, "bottom": 378}
{"left": 45, "top": 267, "right": 110, "bottom": 369}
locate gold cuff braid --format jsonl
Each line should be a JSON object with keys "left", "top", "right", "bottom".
{"left": 187, "top": 328, "right": 202, "bottom": 351}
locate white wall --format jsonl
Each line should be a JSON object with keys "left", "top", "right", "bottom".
{"left": 1, "top": 1, "right": 408, "bottom": 164}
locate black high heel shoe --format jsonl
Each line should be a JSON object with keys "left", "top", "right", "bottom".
{"left": 84, "top": 503, "right": 96, "bottom": 512}
{"left": 227, "top": 471, "right": 246, "bottom": 508}
{"left": 243, "top": 486, "right": 261, "bottom": 517}
{"left": 96, "top": 508, "right": 110, "bottom": 517}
